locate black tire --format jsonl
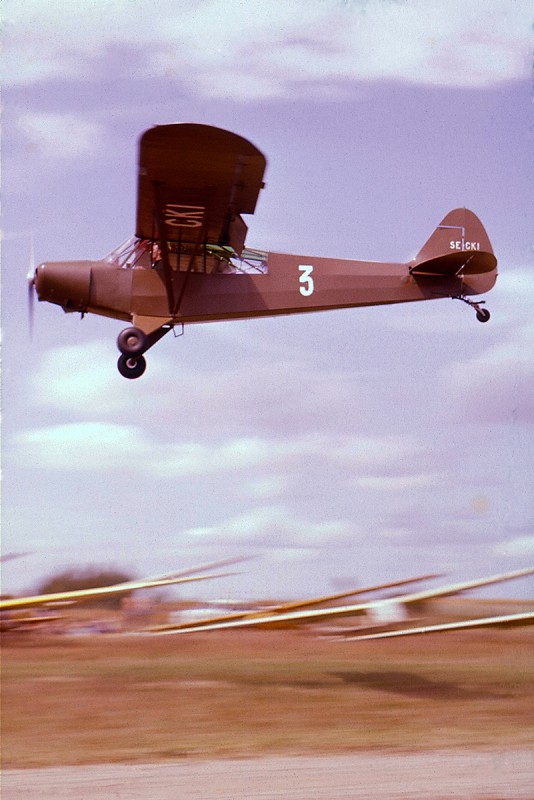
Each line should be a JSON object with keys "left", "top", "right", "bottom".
{"left": 117, "top": 326, "right": 147, "bottom": 356}
{"left": 476, "top": 308, "right": 490, "bottom": 323}
{"left": 117, "top": 354, "right": 146, "bottom": 379}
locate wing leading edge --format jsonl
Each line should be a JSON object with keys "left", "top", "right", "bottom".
{"left": 341, "top": 612, "right": 534, "bottom": 640}
{"left": 152, "top": 567, "right": 534, "bottom": 635}
{"left": 0, "top": 557, "right": 245, "bottom": 611}
{"left": 153, "top": 572, "right": 443, "bottom": 633}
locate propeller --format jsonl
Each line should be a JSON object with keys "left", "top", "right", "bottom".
{"left": 27, "top": 235, "right": 36, "bottom": 338}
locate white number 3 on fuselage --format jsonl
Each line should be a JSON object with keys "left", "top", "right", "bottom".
{"left": 298, "top": 264, "right": 314, "bottom": 296}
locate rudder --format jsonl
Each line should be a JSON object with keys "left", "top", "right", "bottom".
{"left": 410, "top": 208, "right": 496, "bottom": 276}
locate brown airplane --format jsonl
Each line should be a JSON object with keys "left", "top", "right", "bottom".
{"left": 29, "top": 123, "right": 498, "bottom": 379}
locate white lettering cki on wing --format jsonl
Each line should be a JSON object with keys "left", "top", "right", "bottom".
{"left": 165, "top": 204, "right": 205, "bottom": 228}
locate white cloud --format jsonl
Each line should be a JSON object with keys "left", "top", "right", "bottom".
{"left": 4, "top": 0, "right": 530, "bottom": 96}
{"left": 158, "top": 431, "right": 421, "bottom": 479}
{"left": 31, "top": 343, "right": 120, "bottom": 412}
{"left": 492, "top": 536, "right": 534, "bottom": 558}
{"left": 492, "top": 269, "right": 534, "bottom": 311}
{"left": 14, "top": 423, "right": 267, "bottom": 476}
{"left": 356, "top": 473, "right": 441, "bottom": 490}
{"left": 30, "top": 340, "right": 363, "bottom": 437}
{"left": 247, "top": 476, "right": 288, "bottom": 500}
{"left": 151, "top": 437, "right": 275, "bottom": 478}
{"left": 17, "top": 112, "right": 105, "bottom": 160}
{"left": 183, "top": 505, "right": 357, "bottom": 548}
{"left": 14, "top": 412, "right": 420, "bottom": 481}
{"left": 442, "top": 321, "right": 534, "bottom": 423}
{"left": 15, "top": 421, "right": 151, "bottom": 471}
{"left": 23, "top": 338, "right": 425, "bottom": 483}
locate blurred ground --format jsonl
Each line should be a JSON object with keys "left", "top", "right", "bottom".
{"left": 3, "top": 751, "right": 534, "bottom": 799}
{"left": 2, "top": 625, "right": 533, "bottom": 797}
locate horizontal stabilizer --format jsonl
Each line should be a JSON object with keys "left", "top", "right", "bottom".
{"left": 410, "top": 208, "right": 497, "bottom": 277}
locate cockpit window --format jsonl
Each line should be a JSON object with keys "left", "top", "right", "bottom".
{"left": 104, "top": 237, "right": 153, "bottom": 268}
{"left": 105, "top": 238, "right": 268, "bottom": 274}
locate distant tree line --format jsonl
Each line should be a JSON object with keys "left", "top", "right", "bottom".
{"left": 37, "top": 566, "right": 133, "bottom": 607}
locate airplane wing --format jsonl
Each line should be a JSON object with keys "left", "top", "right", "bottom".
{"left": 0, "top": 569, "right": 235, "bottom": 611}
{"left": 136, "top": 123, "right": 266, "bottom": 256}
{"left": 339, "top": 612, "right": 534, "bottom": 640}
{"left": 153, "top": 572, "right": 443, "bottom": 633}
{"left": 153, "top": 567, "right": 534, "bottom": 635}
{"left": 0, "top": 614, "right": 62, "bottom": 632}
{"left": 138, "top": 555, "right": 250, "bottom": 583}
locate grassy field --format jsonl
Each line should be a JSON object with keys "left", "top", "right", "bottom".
{"left": 2, "top": 627, "right": 533, "bottom": 767}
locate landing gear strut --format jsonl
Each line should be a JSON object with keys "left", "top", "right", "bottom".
{"left": 116, "top": 323, "right": 172, "bottom": 378}
{"left": 453, "top": 296, "right": 491, "bottom": 323}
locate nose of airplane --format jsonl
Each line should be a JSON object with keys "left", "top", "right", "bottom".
{"left": 34, "top": 261, "right": 92, "bottom": 312}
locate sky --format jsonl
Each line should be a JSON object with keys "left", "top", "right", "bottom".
{"left": 2, "top": 0, "right": 533, "bottom": 602}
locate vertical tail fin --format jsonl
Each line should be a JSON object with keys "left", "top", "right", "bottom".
{"left": 410, "top": 208, "right": 496, "bottom": 276}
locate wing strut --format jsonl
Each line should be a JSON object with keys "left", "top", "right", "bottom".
{"left": 171, "top": 228, "right": 206, "bottom": 317}
{"left": 151, "top": 181, "right": 208, "bottom": 317}
{"left": 152, "top": 181, "right": 176, "bottom": 314}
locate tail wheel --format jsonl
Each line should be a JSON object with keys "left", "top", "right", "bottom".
{"left": 117, "top": 354, "right": 146, "bottom": 379}
{"left": 117, "top": 326, "right": 148, "bottom": 356}
{"left": 452, "top": 295, "right": 491, "bottom": 323}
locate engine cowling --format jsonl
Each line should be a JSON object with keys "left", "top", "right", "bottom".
{"left": 35, "top": 261, "right": 92, "bottom": 313}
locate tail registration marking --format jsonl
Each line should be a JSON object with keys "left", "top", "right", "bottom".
{"left": 440, "top": 224, "right": 480, "bottom": 252}
{"left": 450, "top": 240, "right": 480, "bottom": 251}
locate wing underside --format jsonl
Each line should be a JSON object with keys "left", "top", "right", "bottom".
{"left": 136, "top": 124, "right": 266, "bottom": 255}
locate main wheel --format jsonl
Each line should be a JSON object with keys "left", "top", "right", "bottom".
{"left": 117, "top": 353, "right": 146, "bottom": 379}
{"left": 117, "top": 326, "right": 147, "bottom": 356}
{"left": 476, "top": 308, "right": 490, "bottom": 323}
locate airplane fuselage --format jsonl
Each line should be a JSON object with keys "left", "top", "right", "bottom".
{"left": 35, "top": 248, "right": 497, "bottom": 333}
